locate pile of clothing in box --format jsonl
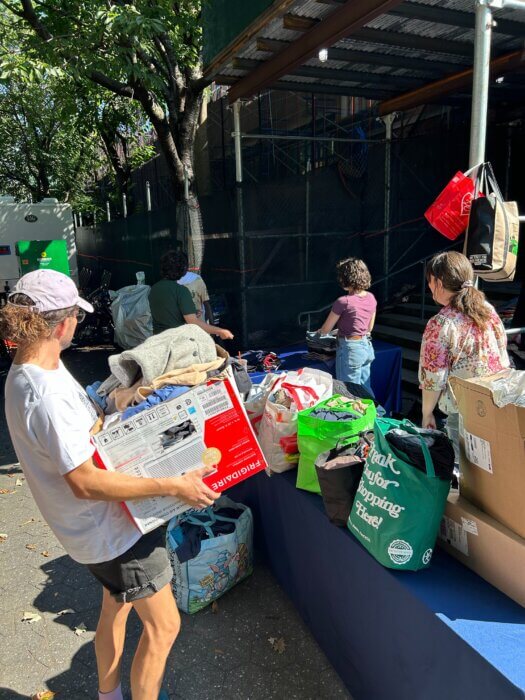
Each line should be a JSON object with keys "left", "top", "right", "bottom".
{"left": 85, "top": 325, "right": 251, "bottom": 432}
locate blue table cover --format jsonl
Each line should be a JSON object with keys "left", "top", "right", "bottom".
{"left": 248, "top": 339, "right": 402, "bottom": 415}
{"left": 230, "top": 471, "right": 525, "bottom": 700}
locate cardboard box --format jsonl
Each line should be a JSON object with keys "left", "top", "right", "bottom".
{"left": 451, "top": 373, "right": 525, "bottom": 539}
{"left": 93, "top": 377, "right": 267, "bottom": 533}
{"left": 438, "top": 492, "right": 525, "bottom": 607}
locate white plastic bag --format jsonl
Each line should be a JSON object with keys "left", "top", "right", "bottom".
{"left": 258, "top": 368, "right": 333, "bottom": 473}
{"left": 111, "top": 284, "right": 153, "bottom": 350}
{"left": 244, "top": 373, "right": 281, "bottom": 435}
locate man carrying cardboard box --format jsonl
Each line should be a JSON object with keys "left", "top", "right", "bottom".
{"left": 0, "top": 269, "right": 220, "bottom": 700}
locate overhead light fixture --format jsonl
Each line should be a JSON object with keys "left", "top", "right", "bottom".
{"left": 318, "top": 48, "right": 328, "bottom": 63}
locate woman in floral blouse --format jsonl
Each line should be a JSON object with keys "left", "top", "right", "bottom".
{"left": 419, "top": 251, "right": 509, "bottom": 458}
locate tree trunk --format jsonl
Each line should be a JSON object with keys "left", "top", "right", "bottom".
{"left": 138, "top": 82, "right": 204, "bottom": 202}
{"left": 99, "top": 128, "right": 133, "bottom": 210}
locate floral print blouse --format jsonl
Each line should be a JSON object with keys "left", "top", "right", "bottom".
{"left": 419, "top": 303, "right": 509, "bottom": 415}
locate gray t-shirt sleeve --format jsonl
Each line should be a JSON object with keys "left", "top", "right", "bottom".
{"left": 30, "top": 394, "right": 95, "bottom": 476}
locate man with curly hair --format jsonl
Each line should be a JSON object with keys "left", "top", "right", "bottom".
{"left": 149, "top": 249, "right": 233, "bottom": 340}
{"left": 1, "top": 269, "right": 221, "bottom": 700}
{"left": 319, "top": 257, "right": 377, "bottom": 393}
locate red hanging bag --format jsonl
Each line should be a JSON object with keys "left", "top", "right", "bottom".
{"left": 424, "top": 165, "right": 482, "bottom": 240}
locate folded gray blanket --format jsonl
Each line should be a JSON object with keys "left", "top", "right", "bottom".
{"left": 108, "top": 324, "right": 217, "bottom": 387}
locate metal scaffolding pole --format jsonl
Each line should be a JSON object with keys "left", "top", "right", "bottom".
{"left": 469, "top": 0, "right": 494, "bottom": 168}
{"left": 382, "top": 113, "right": 395, "bottom": 301}
{"left": 233, "top": 100, "right": 248, "bottom": 348}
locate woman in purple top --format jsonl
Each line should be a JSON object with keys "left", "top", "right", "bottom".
{"left": 319, "top": 257, "right": 377, "bottom": 393}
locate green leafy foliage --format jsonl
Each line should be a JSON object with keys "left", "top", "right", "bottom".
{"left": 0, "top": 1, "right": 207, "bottom": 198}
{"left": 0, "top": 76, "right": 101, "bottom": 203}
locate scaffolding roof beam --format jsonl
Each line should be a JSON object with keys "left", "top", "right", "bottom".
{"left": 318, "top": 0, "right": 525, "bottom": 37}
{"left": 378, "top": 48, "right": 525, "bottom": 116}
{"left": 227, "top": 0, "right": 404, "bottom": 103}
{"left": 232, "top": 56, "right": 423, "bottom": 89}
{"left": 255, "top": 37, "right": 467, "bottom": 73}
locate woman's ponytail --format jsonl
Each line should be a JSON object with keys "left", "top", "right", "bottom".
{"left": 427, "top": 251, "right": 492, "bottom": 329}
{"left": 450, "top": 286, "right": 491, "bottom": 329}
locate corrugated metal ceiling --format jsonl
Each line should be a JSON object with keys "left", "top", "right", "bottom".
{"left": 212, "top": 0, "right": 525, "bottom": 105}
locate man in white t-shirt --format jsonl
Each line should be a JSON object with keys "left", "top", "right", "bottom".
{"left": 1, "top": 269, "right": 220, "bottom": 700}
{"left": 177, "top": 257, "right": 213, "bottom": 323}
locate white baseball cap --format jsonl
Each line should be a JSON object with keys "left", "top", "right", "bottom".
{"left": 9, "top": 269, "right": 94, "bottom": 313}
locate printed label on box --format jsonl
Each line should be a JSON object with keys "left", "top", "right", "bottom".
{"left": 93, "top": 378, "right": 267, "bottom": 533}
{"left": 463, "top": 429, "right": 492, "bottom": 473}
{"left": 461, "top": 517, "right": 479, "bottom": 536}
{"left": 439, "top": 515, "right": 469, "bottom": 556}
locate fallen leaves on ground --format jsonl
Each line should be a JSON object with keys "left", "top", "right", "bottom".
{"left": 31, "top": 691, "right": 55, "bottom": 700}
{"left": 211, "top": 601, "right": 219, "bottom": 614}
{"left": 0, "top": 533, "right": 7, "bottom": 542}
{"left": 41, "top": 550, "right": 50, "bottom": 557}
{"left": 22, "top": 611, "right": 42, "bottom": 623}
{"left": 56, "top": 608, "right": 75, "bottom": 617}
{"left": 15, "top": 477, "right": 25, "bottom": 486}
{"left": 268, "top": 637, "right": 286, "bottom": 654}
{"left": 25, "top": 544, "right": 36, "bottom": 551}
{"left": 22, "top": 517, "right": 36, "bottom": 525}
{"left": 0, "top": 488, "right": 14, "bottom": 494}
{"left": 73, "top": 623, "right": 87, "bottom": 636}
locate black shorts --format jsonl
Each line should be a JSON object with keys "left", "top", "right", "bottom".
{"left": 86, "top": 528, "right": 172, "bottom": 603}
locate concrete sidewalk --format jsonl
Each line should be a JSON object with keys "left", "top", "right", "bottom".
{"left": 0, "top": 347, "right": 351, "bottom": 699}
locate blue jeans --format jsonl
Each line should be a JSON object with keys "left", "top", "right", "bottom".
{"left": 336, "top": 337, "right": 375, "bottom": 395}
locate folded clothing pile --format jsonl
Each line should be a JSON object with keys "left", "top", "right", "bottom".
{"left": 86, "top": 324, "right": 251, "bottom": 431}
{"left": 305, "top": 331, "right": 337, "bottom": 362}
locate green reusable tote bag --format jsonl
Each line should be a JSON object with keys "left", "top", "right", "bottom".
{"left": 347, "top": 418, "right": 451, "bottom": 571}
{"left": 296, "top": 396, "right": 376, "bottom": 494}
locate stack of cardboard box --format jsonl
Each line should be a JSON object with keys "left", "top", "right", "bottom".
{"left": 438, "top": 372, "right": 525, "bottom": 607}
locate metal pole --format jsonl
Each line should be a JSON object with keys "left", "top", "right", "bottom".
{"left": 122, "top": 193, "right": 127, "bottom": 218}
{"left": 93, "top": 210, "right": 97, "bottom": 228}
{"left": 469, "top": 0, "right": 493, "bottom": 168}
{"left": 382, "top": 113, "right": 395, "bottom": 302}
{"left": 79, "top": 212, "right": 83, "bottom": 228}
{"left": 421, "top": 260, "right": 427, "bottom": 320}
{"left": 106, "top": 201, "right": 111, "bottom": 222}
{"left": 233, "top": 101, "right": 243, "bottom": 184}
{"left": 233, "top": 100, "right": 248, "bottom": 348}
{"left": 183, "top": 167, "right": 189, "bottom": 201}
{"left": 305, "top": 158, "right": 311, "bottom": 282}
{"left": 146, "top": 181, "right": 152, "bottom": 212}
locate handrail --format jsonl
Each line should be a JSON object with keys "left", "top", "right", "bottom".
{"left": 297, "top": 240, "right": 462, "bottom": 329}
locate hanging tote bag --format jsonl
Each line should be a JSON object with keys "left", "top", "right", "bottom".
{"left": 296, "top": 395, "right": 376, "bottom": 494}
{"left": 166, "top": 496, "right": 253, "bottom": 614}
{"left": 258, "top": 367, "right": 333, "bottom": 473}
{"left": 464, "top": 162, "right": 520, "bottom": 282}
{"left": 348, "top": 418, "right": 451, "bottom": 571}
{"left": 424, "top": 165, "right": 480, "bottom": 240}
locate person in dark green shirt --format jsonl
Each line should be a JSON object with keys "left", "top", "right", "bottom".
{"left": 149, "top": 250, "right": 234, "bottom": 340}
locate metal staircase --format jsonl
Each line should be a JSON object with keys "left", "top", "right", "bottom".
{"left": 373, "top": 282, "right": 522, "bottom": 410}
